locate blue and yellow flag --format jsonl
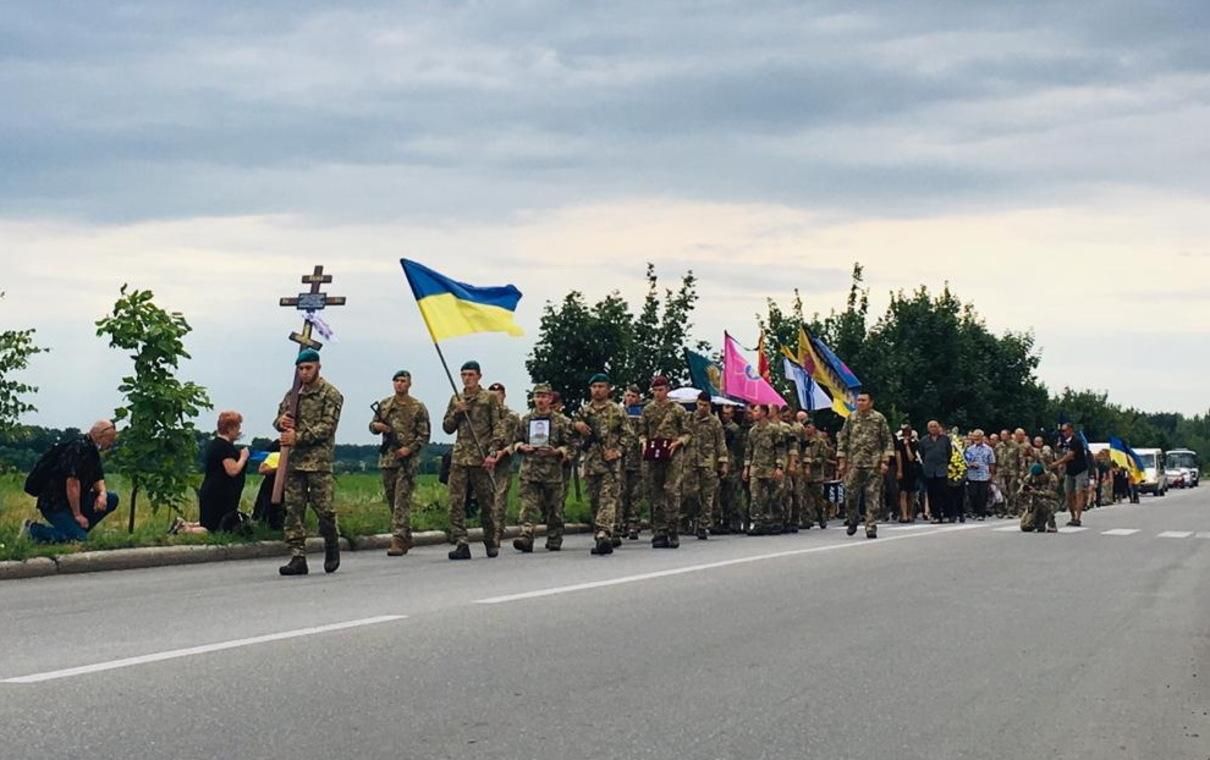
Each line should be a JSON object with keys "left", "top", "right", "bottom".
{"left": 1109, "top": 436, "right": 1146, "bottom": 484}
{"left": 401, "top": 259, "right": 524, "bottom": 341}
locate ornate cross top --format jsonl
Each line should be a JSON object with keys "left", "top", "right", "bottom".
{"left": 279, "top": 265, "right": 346, "bottom": 350}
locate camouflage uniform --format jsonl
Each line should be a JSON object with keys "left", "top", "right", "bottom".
{"left": 785, "top": 423, "right": 805, "bottom": 528}
{"left": 575, "top": 398, "right": 633, "bottom": 539}
{"left": 1018, "top": 469, "right": 1060, "bottom": 532}
{"left": 1002, "top": 441, "right": 1026, "bottom": 517}
{"left": 993, "top": 440, "right": 1010, "bottom": 517}
{"left": 620, "top": 409, "right": 644, "bottom": 535}
{"left": 718, "top": 418, "right": 745, "bottom": 530}
{"left": 490, "top": 406, "right": 523, "bottom": 544}
{"left": 744, "top": 420, "right": 787, "bottom": 531}
{"left": 277, "top": 378, "right": 344, "bottom": 558}
{"left": 683, "top": 410, "right": 727, "bottom": 535}
{"left": 508, "top": 410, "right": 574, "bottom": 546}
{"left": 837, "top": 408, "right": 894, "bottom": 534}
{"left": 443, "top": 388, "right": 502, "bottom": 548}
{"left": 800, "top": 432, "right": 830, "bottom": 528}
{"left": 639, "top": 399, "right": 690, "bottom": 540}
{"left": 370, "top": 394, "right": 431, "bottom": 545}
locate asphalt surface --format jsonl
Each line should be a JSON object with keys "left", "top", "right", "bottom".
{"left": 2, "top": 488, "right": 1208, "bottom": 760}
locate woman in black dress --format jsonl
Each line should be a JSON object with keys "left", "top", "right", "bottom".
{"left": 171, "top": 411, "right": 249, "bottom": 534}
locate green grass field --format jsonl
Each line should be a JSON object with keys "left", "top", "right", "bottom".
{"left": 0, "top": 471, "right": 592, "bottom": 562}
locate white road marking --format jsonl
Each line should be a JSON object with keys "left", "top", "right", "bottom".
{"left": 1057, "top": 526, "right": 1088, "bottom": 534}
{"left": 1101, "top": 529, "right": 1140, "bottom": 536}
{"left": 1, "top": 615, "right": 407, "bottom": 685}
{"left": 1196, "top": 532, "right": 1210, "bottom": 539}
{"left": 887, "top": 524, "right": 933, "bottom": 531}
{"left": 993, "top": 526, "right": 1021, "bottom": 532}
{"left": 1157, "top": 531, "right": 1194, "bottom": 539}
{"left": 475, "top": 525, "right": 985, "bottom": 605}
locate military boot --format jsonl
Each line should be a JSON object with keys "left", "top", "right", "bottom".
{"left": 695, "top": 528, "right": 708, "bottom": 540}
{"left": 610, "top": 535, "right": 623, "bottom": 548}
{"left": 846, "top": 522, "right": 858, "bottom": 536}
{"left": 323, "top": 540, "right": 341, "bottom": 574}
{"left": 590, "top": 537, "right": 614, "bottom": 555}
{"left": 866, "top": 528, "right": 878, "bottom": 540}
{"left": 485, "top": 542, "right": 500, "bottom": 558}
{"left": 279, "top": 556, "right": 309, "bottom": 576}
{"left": 513, "top": 535, "right": 534, "bottom": 553}
{"left": 668, "top": 533, "right": 680, "bottom": 549}
{"left": 627, "top": 528, "right": 640, "bottom": 541}
{"left": 651, "top": 534, "right": 670, "bottom": 549}
{"left": 448, "top": 543, "right": 472, "bottom": 560}
{"left": 386, "top": 537, "right": 408, "bottom": 557}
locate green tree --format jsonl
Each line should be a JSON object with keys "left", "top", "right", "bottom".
{"left": 0, "top": 292, "right": 48, "bottom": 432}
{"left": 527, "top": 264, "right": 704, "bottom": 411}
{"left": 96, "top": 286, "right": 212, "bottom": 532}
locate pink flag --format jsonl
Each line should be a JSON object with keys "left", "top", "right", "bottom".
{"left": 723, "top": 333, "right": 787, "bottom": 406}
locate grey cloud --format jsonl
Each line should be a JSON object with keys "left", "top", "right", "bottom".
{"left": 2, "top": 0, "right": 1210, "bottom": 224}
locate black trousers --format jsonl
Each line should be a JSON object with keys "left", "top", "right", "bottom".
{"left": 967, "top": 480, "right": 990, "bottom": 518}
{"left": 925, "top": 476, "right": 950, "bottom": 520}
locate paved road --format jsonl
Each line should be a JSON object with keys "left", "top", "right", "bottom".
{"left": 2, "top": 488, "right": 1209, "bottom": 760}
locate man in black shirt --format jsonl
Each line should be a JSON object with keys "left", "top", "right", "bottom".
{"left": 1051, "top": 423, "right": 1089, "bottom": 527}
{"left": 24, "top": 420, "right": 119, "bottom": 543}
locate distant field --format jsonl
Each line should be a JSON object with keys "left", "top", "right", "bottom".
{"left": 0, "top": 471, "right": 593, "bottom": 562}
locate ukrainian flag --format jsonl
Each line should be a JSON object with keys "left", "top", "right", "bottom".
{"left": 1109, "top": 436, "right": 1146, "bottom": 485}
{"left": 401, "top": 259, "right": 524, "bottom": 341}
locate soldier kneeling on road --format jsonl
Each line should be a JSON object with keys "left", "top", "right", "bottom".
{"left": 1019, "top": 463, "right": 1059, "bottom": 533}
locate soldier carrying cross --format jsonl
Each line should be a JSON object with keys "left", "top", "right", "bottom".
{"left": 274, "top": 266, "right": 346, "bottom": 577}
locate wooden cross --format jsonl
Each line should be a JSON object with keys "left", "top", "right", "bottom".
{"left": 279, "top": 265, "right": 347, "bottom": 350}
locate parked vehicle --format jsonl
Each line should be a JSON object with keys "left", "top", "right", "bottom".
{"left": 1135, "top": 448, "right": 1168, "bottom": 496}
{"left": 1165, "top": 449, "right": 1200, "bottom": 488}
{"left": 1165, "top": 468, "right": 1187, "bottom": 488}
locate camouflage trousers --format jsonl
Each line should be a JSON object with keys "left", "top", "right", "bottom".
{"left": 382, "top": 464, "right": 418, "bottom": 542}
{"left": 785, "top": 471, "right": 802, "bottom": 528}
{"left": 844, "top": 466, "right": 883, "bottom": 532}
{"left": 643, "top": 455, "right": 683, "bottom": 538}
{"left": 492, "top": 456, "right": 514, "bottom": 545}
{"left": 1005, "top": 476, "right": 1022, "bottom": 516}
{"left": 561, "top": 460, "right": 574, "bottom": 511}
{"left": 749, "top": 476, "right": 781, "bottom": 529}
{"left": 802, "top": 478, "right": 827, "bottom": 526}
{"left": 1020, "top": 494, "right": 1058, "bottom": 531}
{"left": 620, "top": 467, "right": 642, "bottom": 533}
{"left": 717, "top": 473, "right": 743, "bottom": 530}
{"left": 683, "top": 465, "right": 718, "bottom": 533}
{"left": 585, "top": 464, "right": 621, "bottom": 538}
{"left": 284, "top": 470, "right": 337, "bottom": 558}
{"left": 518, "top": 479, "right": 564, "bottom": 545}
{"left": 448, "top": 464, "right": 499, "bottom": 547}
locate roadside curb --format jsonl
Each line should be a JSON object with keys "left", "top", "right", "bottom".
{"left": 0, "top": 524, "right": 593, "bottom": 581}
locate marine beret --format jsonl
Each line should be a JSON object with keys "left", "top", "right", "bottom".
{"left": 392, "top": 370, "right": 411, "bottom": 380}
{"left": 295, "top": 348, "right": 321, "bottom": 365}
{"left": 589, "top": 373, "right": 610, "bottom": 386}
{"left": 461, "top": 360, "right": 481, "bottom": 373}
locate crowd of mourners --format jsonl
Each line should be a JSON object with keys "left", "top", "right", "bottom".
{"left": 20, "top": 351, "right": 1128, "bottom": 574}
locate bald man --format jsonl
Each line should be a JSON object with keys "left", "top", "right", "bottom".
{"left": 23, "top": 421, "right": 120, "bottom": 543}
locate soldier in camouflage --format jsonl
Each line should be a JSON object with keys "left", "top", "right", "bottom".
{"left": 1018, "top": 462, "right": 1059, "bottom": 533}
{"left": 276, "top": 349, "right": 344, "bottom": 576}
{"left": 683, "top": 391, "right": 728, "bottom": 540}
{"left": 837, "top": 392, "right": 894, "bottom": 539}
{"left": 370, "top": 370, "right": 431, "bottom": 557}
{"left": 1006, "top": 428, "right": 1031, "bottom": 517}
{"left": 800, "top": 421, "right": 830, "bottom": 529}
{"left": 619, "top": 385, "right": 644, "bottom": 540}
{"left": 551, "top": 392, "right": 576, "bottom": 512}
{"left": 488, "top": 382, "right": 522, "bottom": 547}
{"left": 506, "top": 384, "right": 574, "bottom": 552}
{"left": 639, "top": 376, "right": 690, "bottom": 548}
{"left": 717, "top": 404, "right": 745, "bottom": 533}
{"left": 574, "top": 373, "right": 633, "bottom": 555}
{"left": 743, "top": 404, "right": 787, "bottom": 534}
{"left": 443, "top": 360, "right": 503, "bottom": 560}
{"left": 777, "top": 407, "right": 802, "bottom": 533}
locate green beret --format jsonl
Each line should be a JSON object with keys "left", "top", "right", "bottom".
{"left": 1030, "top": 463, "right": 1044, "bottom": 477}
{"left": 392, "top": 370, "right": 411, "bottom": 380}
{"left": 460, "top": 360, "right": 481, "bottom": 373}
{"left": 295, "top": 348, "right": 321, "bottom": 365}
{"left": 589, "top": 373, "right": 610, "bottom": 386}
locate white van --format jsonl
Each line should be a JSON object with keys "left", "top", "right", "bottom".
{"left": 1166, "top": 449, "right": 1200, "bottom": 488}
{"left": 1134, "top": 448, "right": 1168, "bottom": 496}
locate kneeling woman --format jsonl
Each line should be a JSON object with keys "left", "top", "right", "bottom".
{"left": 171, "top": 410, "right": 250, "bottom": 534}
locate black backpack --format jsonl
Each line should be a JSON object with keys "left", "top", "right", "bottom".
{"left": 23, "top": 439, "right": 74, "bottom": 497}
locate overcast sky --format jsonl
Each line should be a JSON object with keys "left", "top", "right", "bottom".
{"left": 3, "top": 1, "right": 1208, "bottom": 443}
